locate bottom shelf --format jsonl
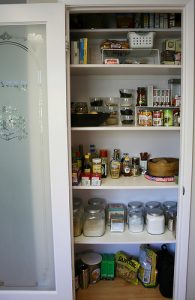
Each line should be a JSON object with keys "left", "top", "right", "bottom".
{"left": 76, "top": 278, "right": 169, "bottom": 300}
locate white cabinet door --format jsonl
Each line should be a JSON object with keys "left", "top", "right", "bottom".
{"left": 0, "top": 3, "right": 73, "bottom": 300}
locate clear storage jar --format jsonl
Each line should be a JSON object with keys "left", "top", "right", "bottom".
{"left": 162, "top": 201, "right": 177, "bottom": 225}
{"left": 128, "top": 211, "right": 144, "bottom": 233}
{"left": 146, "top": 208, "right": 165, "bottom": 235}
{"left": 83, "top": 205, "right": 105, "bottom": 237}
{"left": 73, "top": 201, "right": 83, "bottom": 237}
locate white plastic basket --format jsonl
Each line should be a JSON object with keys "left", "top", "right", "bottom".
{"left": 127, "top": 32, "right": 156, "bottom": 49}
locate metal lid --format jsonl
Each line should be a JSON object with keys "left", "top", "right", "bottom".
{"left": 145, "top": 201, "right": 161, "bottom": 209}
{"left": 147, "top": 208, "right": 164, "bottom": 217}
{"left": 163, "top": 201, "right": 177, "bottom": 210}
{"left": 85, "top": 204, "right": 103, "bottom": 214}
{"left": 128, "top": 201, "right": 143, "bottom": 209}
{"left": 81, "top": 252, "right": 102, "bottom": 266}
{"left": 88, "top": 198, "right": 106, "bottom": 207}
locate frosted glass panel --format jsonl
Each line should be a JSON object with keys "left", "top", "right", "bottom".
{"left": 0, "top": 25, "right": 55, "bottom": 290}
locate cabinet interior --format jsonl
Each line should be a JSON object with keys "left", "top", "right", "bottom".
{"left": 68, "top": 7, "right": 182, "bottom": 299}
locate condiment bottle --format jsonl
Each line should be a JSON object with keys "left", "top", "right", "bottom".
{"left": 122, "top": 153, "right": 131, "bottom": 176}
{"left": 110, "top": 149, "right": 121, "bottom": 179}
{"left": 83, "top": 154, "right": 91, "bottom": 174}
{"left": 137, "top": 87, "right": 147, "bottom": 106}
{"left": 92, "top": 158, "right": 102, "bottom": 175}
{"left": 100, "top": 149, "right": 108, "bottom": 178}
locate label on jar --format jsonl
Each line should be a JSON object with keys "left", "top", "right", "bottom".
{"left": 91, "top": 267, "right": 100, "bottom": 283}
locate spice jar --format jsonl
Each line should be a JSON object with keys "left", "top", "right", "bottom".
{"left": 73, "top": 201, "right": 83, "bottom": 237}
{"left": 128, "top": 211, "right": 144, "bottom": 233}
{"left": 83, "top": 205, "right": 105, "bottom": 237}
{"left": 146, "top": 208, "right": 165, "bottom": 235}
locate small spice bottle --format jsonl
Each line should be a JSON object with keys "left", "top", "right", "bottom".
{"left": 146, "top": 208, "right": 165, "bottom": 235}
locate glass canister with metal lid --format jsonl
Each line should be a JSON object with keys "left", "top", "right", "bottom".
{"left": 162, "top": 200, "right": 177, "bottom": 225}
{"left": 146, "top": 208, "right": 165, "bottom": 235}
{"left": 83, "top": 205, "right": 105, "bottom": 237}
{"left": 73, "top": 198, "right": 83, "bottom": 237}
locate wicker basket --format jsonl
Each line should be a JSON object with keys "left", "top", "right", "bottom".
{"left": 127, "top": 32, "right": 155, "bottom": 49}
{"left": 147, "top": 157, "right": 179, "bottom": 177}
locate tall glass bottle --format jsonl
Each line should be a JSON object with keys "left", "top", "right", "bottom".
{"left": 110, "top": 149, "right": 121, "bottom": 179}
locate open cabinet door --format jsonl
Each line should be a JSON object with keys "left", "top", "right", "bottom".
{"left": 0, "top": 3, "right": 73, "bottom": 300}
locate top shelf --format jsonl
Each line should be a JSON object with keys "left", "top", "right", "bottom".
{"left": 70, "top": 27, "right": 182, "bottom": 39}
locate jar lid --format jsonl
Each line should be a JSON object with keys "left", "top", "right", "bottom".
{"left": 88, "top": 198, "right": 106, "bottom": 207}
{"left": 81, "top": 252, "right": 102, "bottom": 266}
{"left": 128, "top": 201, "right": 143, "bottom": 209}
{"left": 145, "top": 201, "right": 161, "bottom": 209}
{"left": 147, "top": 208, "right": 164, "bottom": 217}
{"left": 85, "top": 204, "right": 103, "bottom": 214}
{"left": 99, "top": 150, "right": 107, "bottom": 157}
{"left": 163, "top": 201, "right": 177, "bottom": 210}
{"left": 73, "top": 197, "right": 82, "bottom": 207}
{"left": 92, "top": 158, "right": 101, "bottom": 164}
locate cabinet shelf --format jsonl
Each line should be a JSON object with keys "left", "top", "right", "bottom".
{"left": 70, "top": 27, "right": 181, "bottom": 39}
{"left": 71, "top": 126, "right": 180, "bottom": 131}
{"left": 70, "top": 64, "right": 181, "bottom": 76}
{"left": 72, "top": 175, "right": 178, "bottom": 190}
{"left": 76, "top": 278, "right": 165, "bottom": 300}
{"left": 74, "top": 226, "right": 175, "bottom": 245}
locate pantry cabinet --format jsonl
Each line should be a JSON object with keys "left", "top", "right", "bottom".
{"left": 0, "top": 1, "right": 194, "bottom": 300}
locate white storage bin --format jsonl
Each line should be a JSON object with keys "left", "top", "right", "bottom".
{"left": 127, "top": 31, "right": 156, "bottom": 49}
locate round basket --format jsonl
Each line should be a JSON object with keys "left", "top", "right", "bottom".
{"left": 147, "top": 157, "right": 179, "bottom": 177}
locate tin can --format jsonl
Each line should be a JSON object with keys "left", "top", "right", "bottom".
{"left": 153, "top": 110, "right": 163, "bottom": 126}
{"left": 164, "top": 109, "right": 173, "bottom": 126}
{"left": 140, "top": 110, "right": 152, "bottom": 126}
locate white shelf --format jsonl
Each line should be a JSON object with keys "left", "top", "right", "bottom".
{"left": 71, "top": 126, "right": 180, "bottom": 131}
{"left": 70, "top": 27, "right": 182, "bottom": 39}
{"left": 72, "top": 174, "right": 178, "bottom": 190}
{"left": 70, "top": 64, "right": 181, "bottom": 76}
{"left": 74, "top": 226, "right": 176, "bottom": 244}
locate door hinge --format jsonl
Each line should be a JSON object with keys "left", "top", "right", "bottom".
{"left": 65, "top": 37, "right": 69, "bottom": 52}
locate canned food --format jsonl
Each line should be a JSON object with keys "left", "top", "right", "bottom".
{"left": 139, "top": 110, "right": 152, "bottom": 126}
{"left": 153, "top": 110, "right": 163, "bottom": 126}
{"left": 164, "top": 109, "right": 173, "bottom": 126}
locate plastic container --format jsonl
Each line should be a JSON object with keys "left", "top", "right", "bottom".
{"left": 127, "top": 31, "right": 156, "bottom": 49}
{"left": 81, "top": 252, "right": 102, "bottom": 284}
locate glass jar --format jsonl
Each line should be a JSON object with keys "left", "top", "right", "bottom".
{"left": 137, "top": 87, "right": 147, "bottom": 106}
{"left": 128, "top": 201, "right": 144, "bottom": 214}
{"left": 163, "top": 201, "right": 177, "bottom": 225}
{"left": 88, "top": 198, "right": 106, "bottom": 210}
{"left": 128, "top": 211, "right": 144, "bottom": 233}
{"left": 73, "top": 202, "right": 83, "bottom": 237}
{"left": 83, "top": 205, "right": 105, "bottom": 237}
{"left": 167, "top": 207, "right": 177, "bottom": 234}
{"left": 105, "top": 97, "right": 119, "bottom": 126}
{"left": 145, "top": 201, "right": 161, "bottom": 214}
{"left": 146, "top": 208, "right": 165, "bottom": 235}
